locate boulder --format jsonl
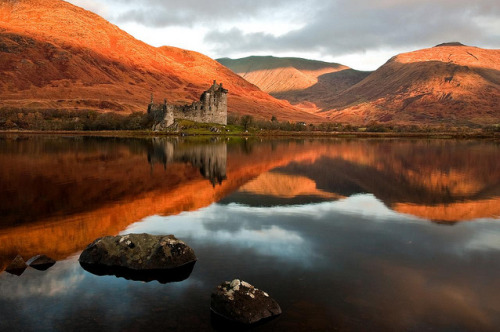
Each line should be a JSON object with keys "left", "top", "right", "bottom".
{"left": 79, "top": 234, "right": 197, "bottom": 283}
{"left": 6, "top": 255, "right": 27, "bottom": 276}
{"left": 211, "top": 279, "right": 282, "bottom": 325}
{"left": 27, "top": 255, "right": 56, "bottom": 271}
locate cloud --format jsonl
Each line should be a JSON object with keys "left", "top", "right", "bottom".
{"left": 66, "top": 0, "right": 109, "bottom": 17}
{"left": 110, "top": 0, "right": 307, "bottom": 28}
{"left": 67, "top": 0, "right": 500, "bottom": 69}
{"left": 204, "top": 0, "right": 500, "bottom": 57}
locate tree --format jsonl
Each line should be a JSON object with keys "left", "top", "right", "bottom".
{"left": 240, "top": 115, "right": 253, "bottom": 131}
{"left": 4, "top": 119, "right": 16, "bottom": 129}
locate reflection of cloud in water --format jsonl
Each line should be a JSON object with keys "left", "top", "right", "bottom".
{"left": 125, "top": 194, "right": 500, "bottom": 270}
{"left": 465, "top": 223, "right": 500, "bottom": 251}
{"left": 0, "top": 259, "right": 84, "bottom": 299}
{"left": 1, "top": 197, "right": 500, "bottom": 330}
{"left": 0, "top": 256, "right": 206, "bottom": 331}
{"left": 125, "top": 207, "right": 309, "bottom": 263}
{"left": 291, "top": 194, "right": 410, "bottom": 221}
{"left": 124, "top": 195, "right": 421, "bottom": 265}
{"left": 222, "top": 194, "right": 417, "bottom": 222}
{"left": 0, "top": 257, "right": 203, "bottom": 300}
{"left": 128, "top": 194, "right": 417, "bottom": 232}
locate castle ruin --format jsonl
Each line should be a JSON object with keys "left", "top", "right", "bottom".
{"left": 148, "top": 80, "right": 228, "bottom": 130}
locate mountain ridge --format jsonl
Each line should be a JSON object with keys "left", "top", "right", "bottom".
{"left": 218, "top": 45, "right": 499, "bottom": 126}
{"left": 0, "top": 0, "right": 322, "bottom": 122}
{"left": 321, "top": 44, "right": 500, "bottom": 126}
{"left": 218, "top": 56, "right": 370, "bottom": 112}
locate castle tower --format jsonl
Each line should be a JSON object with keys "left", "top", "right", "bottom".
{"left": 214, "top": 82, "right": 228, "bottom": 125}
{"left": 149, "top": 80, "right": 228, "bottom": 130}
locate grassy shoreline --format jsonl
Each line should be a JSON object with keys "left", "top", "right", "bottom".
{"left": 0, "top": 129, "right": 498, "bottom": 140}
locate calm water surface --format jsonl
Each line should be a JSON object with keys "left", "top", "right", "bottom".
{"left": 0, "top": 135, "right": 499, "bottom": 331}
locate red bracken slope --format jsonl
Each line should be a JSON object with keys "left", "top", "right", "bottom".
{"left": 0, "top": 0, "right": 322, "bottom": 122}
{"left": 321, "top": 43, "right": 500, "bottom": 126}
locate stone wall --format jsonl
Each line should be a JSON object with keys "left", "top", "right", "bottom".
{"left": 148, "top": 80, "right": 228, "bottom": 130}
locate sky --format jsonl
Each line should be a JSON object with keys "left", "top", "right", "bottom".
{"left": 67, "top": 0, "right": 500, "bottom": 71}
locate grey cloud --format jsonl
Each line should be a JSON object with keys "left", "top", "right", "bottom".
{"left": 112, "top": 0, "right": 307, "bottom": 28}
{"left": 204, "top": 0, "right": 500, "bottom": 57}
{"left": 97, "top": 0, "right": 500, "bottom": 60}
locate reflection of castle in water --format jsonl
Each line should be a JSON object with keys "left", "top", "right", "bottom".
{"left": 147, "top": 138, "right": 227, "bottom": 186}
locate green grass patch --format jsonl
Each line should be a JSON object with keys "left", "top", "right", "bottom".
{"left": 175, "top": 119, "right": 247, "bottom": 135}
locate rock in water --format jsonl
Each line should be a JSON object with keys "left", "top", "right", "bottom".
{"left": 27, "top": 255, "right": 56, "bottom": 271}
{"left": 79, "top": 234, "right": 197, "bottom": 283}
{"left": 6, "top": 255, "right": 27, "bottom": 276}
{"left": 211, "top": 279, "right": 282, "bottom": 325}
{"left": 79, "top": 234, "right": 196, "bottom": 269}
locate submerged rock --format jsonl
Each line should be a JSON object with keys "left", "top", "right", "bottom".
{"left": 211, "top": 279, "right": 282, "bottom": 325}
{"left": 6, "top": 255, "right": 28, "bottom": 276}
{"left": 80, "top": 260, "right": 196, "bottom": 283}
{"left": 27, "top": 255, "right": 56, "bottom": 271}
{"left": 79, "top": 234, "right": 197, "bottom": 283}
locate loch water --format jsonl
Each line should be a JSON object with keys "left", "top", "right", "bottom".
{"left": 0, "top": 135, "right": 499, "bottom": 331}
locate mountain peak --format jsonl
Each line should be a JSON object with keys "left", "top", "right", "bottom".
{"left": 435, "top": 42, "right": 466, "bottom": 47}
{"left": 322, "top": 44, "right": 500, "bottom": 126}
{"left": 217, "top": 56, "right": 368, "bottom": 112}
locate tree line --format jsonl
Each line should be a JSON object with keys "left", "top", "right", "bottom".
{"left": 1, "top": 108, "right": 498, "bottom": 133}
{"left": 0, "top": 108, "right": 153, "bottom": 131}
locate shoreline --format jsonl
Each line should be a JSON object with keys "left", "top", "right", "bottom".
{"left": 0, "top": 130, "right": 498, "bottom": 140}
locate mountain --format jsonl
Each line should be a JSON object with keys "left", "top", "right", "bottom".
{"left": 0, "top": 0, "right": 322, "bottom": 122}
{"left": 321, "top": 43, "right": 500, "bottom": 126}
{"left": 217, "top": 56, "right": 370, "bottom": 112}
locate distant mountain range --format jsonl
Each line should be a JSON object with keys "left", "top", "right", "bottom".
{"left": 217, "top": 56, "right": 371, "bottom": 112}
{"left": 0, "top": 0, "right": 321, "bottom": 123}
{"left": 219, "top": 44, "right": 499, "bottom": 126}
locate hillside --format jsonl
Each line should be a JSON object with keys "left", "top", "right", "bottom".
{"left": 321, "top": 43, "right": 500, "bottom": 126}
{"left": 218, "top": 56, "right": 370, "bottom": 111}
{"left": 0, "top": 0, "right": 322, "bottom": 122}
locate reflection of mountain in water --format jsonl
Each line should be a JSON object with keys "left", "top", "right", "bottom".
{"left": 0, "top": 137, "right": 499, "bottom": 272}
{"left": 219, "top": 171, "right": 344, "bottom": 206}
{"left": 147, "top": 138, "right": 227, "bottom": 186}
{"left": 221, "top": 140, "right": 500, "bottom": 223}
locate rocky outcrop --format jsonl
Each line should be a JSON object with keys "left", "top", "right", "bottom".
{"left": 211, "top": 279, "right": 282, "bottom": 325}
{"left": 27, "top": 255, "right": 56, "bottom": 271}
{"left": 6, "top": 255, "right": 28, "bottom": 276}
{"left": 79, "top": 234, "right": 197, "bottom": 283}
